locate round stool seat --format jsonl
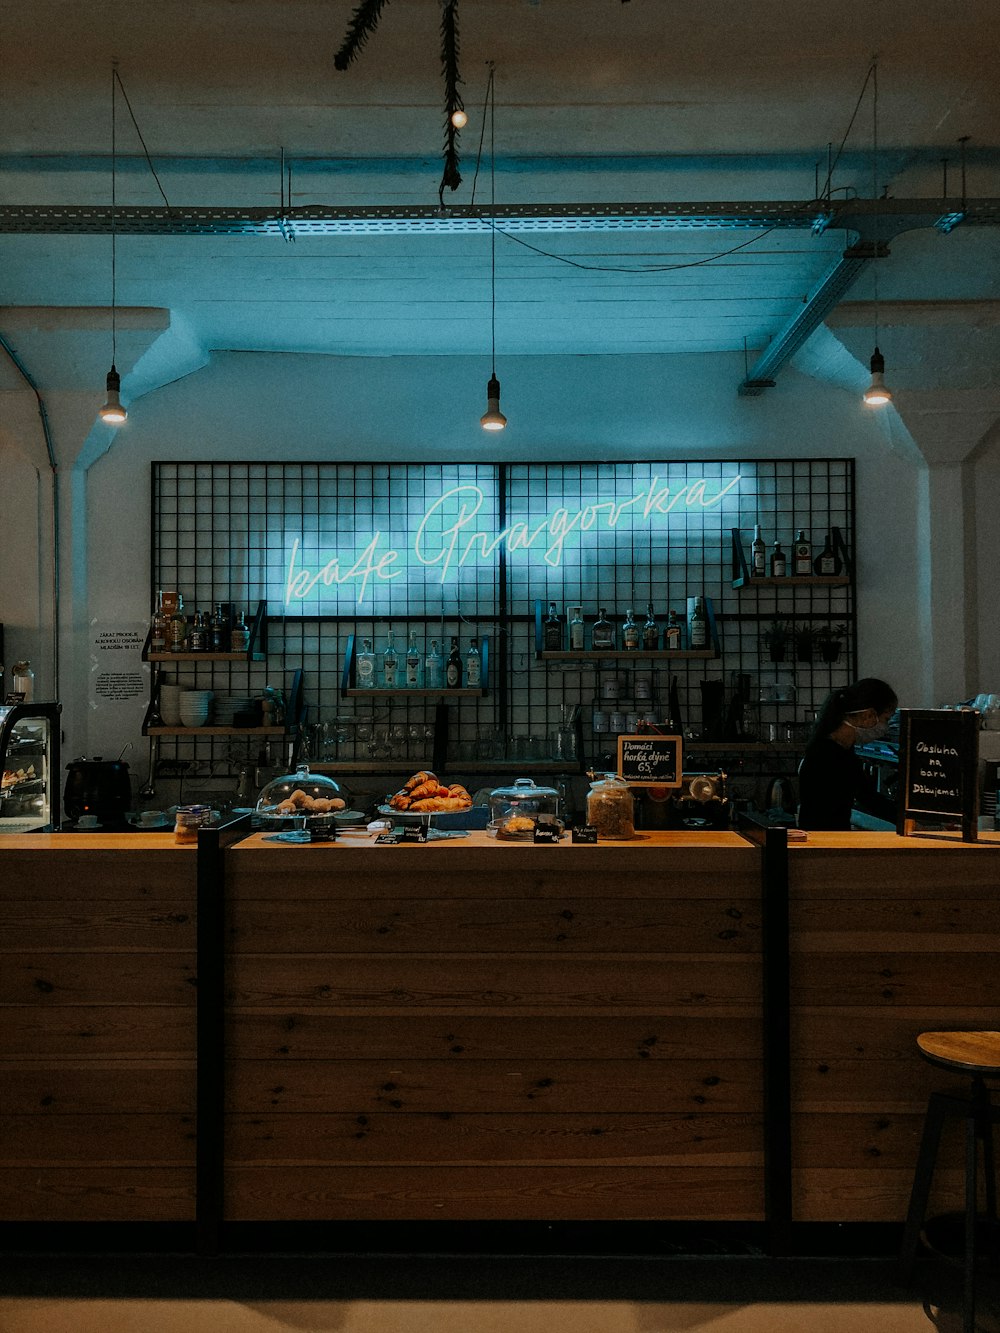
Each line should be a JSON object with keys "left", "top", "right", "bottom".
{"left": 917, "top": 1031, "right": 1000, "bottom": 1077}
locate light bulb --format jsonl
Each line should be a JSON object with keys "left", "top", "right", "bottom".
{"left": 480, "top": 374, "right": 507, "bottom": 431}
{"left": 99, "top": 364, "right": 127, "bottom": 424}
{"left": 862, "top": 346, "right": 892, "bottom": 408}
{"left": 450, "top": 108, "right": 468, "bottom": 129}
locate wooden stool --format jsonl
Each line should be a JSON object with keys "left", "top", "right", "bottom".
{"left": 899, "top": 1031, "right": 1000, "bottom": 1333}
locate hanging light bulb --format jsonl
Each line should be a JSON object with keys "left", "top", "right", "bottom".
{"left": 450, "top": 107, "right": 468, "bottom": 129}
{"left": 100, "top": 365, "right": 128, "bottom": 424}
{"left": 100, "top": 64, "right": 127, "bottom": 426}
{"left": 863, "top": 346, "right": 892, "bottom": 407}
{"left": 480, "top": 374, "right": 506, "bottom": 430}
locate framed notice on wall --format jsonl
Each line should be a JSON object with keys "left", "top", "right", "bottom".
{"left": 617, "top": 734, "right": 682, "bottom": 788}
{"left": 896, "top": 708, "right": 980, "bottom": 842}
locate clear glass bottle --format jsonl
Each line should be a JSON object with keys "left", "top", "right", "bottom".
{"left": 466, "top": 638, "right": 482, "bottom": 687}
{"left": 622, "top": 608, "right": 640, "bottom": 651}
{"left": 751, "top": 524, "right": 766, "bottom": 577}
{"left": 382, "top": 631, "right": 398, "bottom": 689}
{"left": 543, "top": 601, "right": 562, "bottom": 651}
{"left": 168, "top": 595, "right": 188, "bottom": 652}
{"left": 792, "top": 529, "right": 812, "bottom": 576}
{"left": 642, "top": 603, "right": 659, "bottom": 651}
{"left": 688, "top": 596, "right": 708, "bottom": 649}
{"left": 356, "top": 637, "right": 376, "bottom": 688}
{"left": 664, "top": 609, "right": 683, "bottom": 650}
{"left": 770, "top": 541, "right": 787, "bottom": 577}
{"left": 150, "top": 591, "right": 168, "bottom": 654}
{"left": 230, "top": 609, "right": 250, "bottom": 653}
{"left": 569, "top": 606, "right": 585, "bottom": 651}
{"left": 445, "top": 636, "right": 462, "bottom": 688}
{"left": 425, "top": 639, "right": 443, "bottom": 691}
{"left": 405, "top": 630, "right": 422, "bottom": 687}
{"left": 591, "top": 607, "right": 614, "bottom": 652}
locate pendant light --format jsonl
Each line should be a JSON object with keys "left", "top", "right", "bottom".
{"left": 480, "top": 66, "right": 506, "bottom": 431}
{"left": 862, "top": 57, "right": 892, "bottom": 409}
{"left": 100, "top": 64, "right": 127, "bottom": 426}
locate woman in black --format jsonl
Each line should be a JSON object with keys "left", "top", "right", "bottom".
{"left": 797, "top": 677, "right": 898, "bottom": 831}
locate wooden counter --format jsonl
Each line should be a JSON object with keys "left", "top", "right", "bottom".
{"left": 225, "top": 830, "right": 764, "bottom": 1222}
{"left": 0, "top": 834, "right": 198, "bottom": 1221}
{"left": 786, "top": 829, "right": 1000, "bottom": 1224}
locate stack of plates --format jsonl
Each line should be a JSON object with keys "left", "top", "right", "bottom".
{"left": 213, "top": 696, "right": 254, "bottom": 726}
{"left": 179, "top": 689, "right": 214, "bottom": 727}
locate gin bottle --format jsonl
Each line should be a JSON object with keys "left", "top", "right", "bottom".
{"left": 356, "top": 637, "right": 376, "bottom": 688}
{"left": 405, "top": 630, "right": 422, "bottom": 688}
{"left": 382, "top": 631, "right": 398, "bottom": 689}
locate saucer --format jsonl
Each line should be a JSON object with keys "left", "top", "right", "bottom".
{"left": 131, "top": 816, "right": 171, "bottom": 830}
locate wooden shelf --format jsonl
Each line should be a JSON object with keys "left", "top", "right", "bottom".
{"left": 682, "top": 741, "right": 804, "bottom": 752}
{"left": 144, "top": 725, "right": 286, "bottom": 736}
{"left": 732, "top": 574, "right": 850, "bottom": 589}
{"left": 346, "top": 688, "right": 486, "bottom": 698}
{"left": 540, "top": 649, "right": 716, "bottom": 661}
{"left": 148, "top": 651, "right": 265, "bottom": 663}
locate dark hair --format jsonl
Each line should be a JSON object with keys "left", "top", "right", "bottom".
{"left": 811, "top": 677, "right": 898, "bottom": 742}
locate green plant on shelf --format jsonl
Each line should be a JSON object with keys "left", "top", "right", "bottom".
{"left": 761, "top": 620, "right": 792, "bottom": 663}
{"left": 814, "top": 622, "right": 847, "bottom": 663}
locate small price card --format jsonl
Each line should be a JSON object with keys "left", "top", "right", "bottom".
{"left": 571, "top": 825, "right": 598, "bottom": 844}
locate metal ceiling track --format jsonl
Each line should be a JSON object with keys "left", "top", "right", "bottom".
{"left": 1, "top": 197, "right": 996, "bottom": 237}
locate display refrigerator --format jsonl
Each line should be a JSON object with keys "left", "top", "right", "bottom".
{"left": 0, "top": 701, "right": 62, "bottom": 832}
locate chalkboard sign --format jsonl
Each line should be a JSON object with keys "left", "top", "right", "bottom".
{"left": 897, "top": 708, "right": 980, "bottom": 842}
{"left": 617, "top": 734, "right": 682, "bottom": 788}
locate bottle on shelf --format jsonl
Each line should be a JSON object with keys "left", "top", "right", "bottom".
{"left": 664, "top": 609, "right": 683, "bottom": 650}
{"left": 466, "top": 638, "right": 482, "bottom": 687}
{"left": 569, "top": 606, "right": 585, "bottom": 651}
{"left": 792, "top": 529, "right": 812, "bottom": 576}
{"left": 591, "top": 607, "right": 615, "bottom": 651}
{"left": 189, "top": 610, "right": 207, "bottom": 653}
{"left": 356, "top": 637, "right": 376, "bottom": 688}
{"left": 543, "top": 601, "right": 563, "bottom": 651}
{"left": 425, "top": 639, "right": 443, "bottom": 691}
{"left": 169, "top": 596, "right": 188, "bottom": 652}
{"left": 210, "top": 603, "right": 227, "bottom": 653}
{"left": 622, "top": 608, "right": 640, "bottom": 651}
{"left": 150, "top": 591, "right": 168, "bottom": 654}
{"left": 751, "top": 524, "right": 766, "bottom": 577}
{"left": 688, "top": 596, "right": 708, "bottom": 649}
{"left": 405, "top": 630, "right": 422, "bottom": 687}
{"left": 445, "top": 636, "right": 462, "bottom": 688}
{"left": 382, "top": 631, "right": 399, "bottom": 688}
{"left": 642, "top": 603, "right": 659, "bottom": 651}
{"left": 814, "top": 533, "right": 843, "bottom": 576}
{"left": 230, "top": 609, "right": 250, "bottom": 653}
{"left": 770, "top": 541, "right": 787, "bottom": 577}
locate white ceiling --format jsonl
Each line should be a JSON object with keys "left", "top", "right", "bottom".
{"left": 2, "top": 0, "right": 999, "bottom": 371}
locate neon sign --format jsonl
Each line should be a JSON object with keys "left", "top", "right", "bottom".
{"left": 284, "top": 473, "right": 741, "bottom": 606}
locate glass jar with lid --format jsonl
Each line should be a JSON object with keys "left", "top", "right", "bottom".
{"left": 586, "top": 772, "right": 635, "bottom": 840}
{"left": 488, "top": 777, "right": 561, "bottom": 839}
{"left": 256, "top": 762, "right": 350, "bottom": 836}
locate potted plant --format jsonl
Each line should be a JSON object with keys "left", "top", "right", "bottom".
{"left": 794, "top": 624, "right": 816, "bottom": 663}
{"left": 815, "top": 623, "right": 847, "bottom": 663}
{"left": 761, "top": 620, "right": 791, "bottom": 663}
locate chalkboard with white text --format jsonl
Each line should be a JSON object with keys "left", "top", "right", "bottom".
{"left": 617, "top": 734, "right": 682, "bottom": 788}
{"left": 897, "top": 708, "right": 979, "bottom": 842}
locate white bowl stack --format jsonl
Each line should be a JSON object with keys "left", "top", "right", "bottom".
{"left": 213, "top": 695, "right": 253, "bottom": 727}
{"left": 159, "top": 682, "right": 184, "bottom": 726}
{"left": 178, "top": 689, "right": 214, "bottom": 727}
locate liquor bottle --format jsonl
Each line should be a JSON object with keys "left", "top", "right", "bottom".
{"left": 405, "top": 630, "right": 422, "bottom": 688}
{"left": 688, "top": 596, "right": 708, "bottom": 649}
{"left": 792, "top": 529, "right": 812, "bottom": 576}
{"left": 209, "top": 603, "right": 227, "bottom": 653}
{"left": 543, "top": 601, "right": 562, "bottom": 651}
{"left": 642, "top": 603, "right": 659, "bottom": 651}
{"left": 150, "top": 591, "right": 168, "bottom": 654}
{"left": 189, "top": 610, "right": 207, "bottom": 653}
{"left": 591, "top": 607, "right": 614, "bottom": 651}
{"left": 466, "top": 639, "right": 482, "bottom": 687}
{"left": 569, "top": 606, "right": 585, "bottom": 651}
{"left": 622, "top": 608, "right": 640, "bottom": 651}
{"left": 356, "top": 637, "right": 376, "bottom": 687}
{"left": 664, "top": 609, "right": 683, "bottom": 650}
{"left": 814, "top": 533, "right": 842, "bottom": 576}
{"left": 445, "top": 636, "right": 462, "bottom": 688}
{"left": 770, "top": 541, "right": 787, "bottom": 577}
{"left": 382, "top": 631, "right": 398, "bottom": 689}
{"left": 169, "top": 596, "right": 188, "bottom": 652}
{"left": 425, "top": 639, "right": 443, "bottom": 691}
{"left": 230, "top": 609, "right": 250, "bottom": 653}
{"left": 751, "top": 524, "right": 766, "bottom": 578}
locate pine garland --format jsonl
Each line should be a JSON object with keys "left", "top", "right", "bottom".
{"left": 333, "top": 0, "right": 390, "bottom": 71}
{"left": 440, "top": 0, "right": 463, "bottom": 195}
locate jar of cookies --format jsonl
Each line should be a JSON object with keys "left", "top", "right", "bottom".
{"left": 586, "top": 772, "right": 634, "bottom": 840}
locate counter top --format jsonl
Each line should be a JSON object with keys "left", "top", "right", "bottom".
{"left": 0, "top": 832, "right": 192, "bottom": 850}
{"left": 789, "top": 829, "right": 1000, "bottom": 850}
{"left": 229, "top": 829, "right": 755, "bottom": 852}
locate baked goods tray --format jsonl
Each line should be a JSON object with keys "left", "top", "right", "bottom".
{"left": 378, "top": 804, "right": 490, "bottom": 831}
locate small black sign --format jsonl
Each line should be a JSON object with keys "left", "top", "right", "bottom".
{"left": 617, "top": 734, "right": 682, "bottom": 788}
{"left": 401, "top": 823, "right": 428, "bottom": 843}
{"left": 374, "top": 832, "right": 400, "bottom": 845}
{"left": 571, "top": 824, "right": 598, "bottom": 844}
{"left": 532, "top": 824, "right": 561, "bottom": 844}
{"left": 897, "top": 708, "right": 979, "bottom": 841}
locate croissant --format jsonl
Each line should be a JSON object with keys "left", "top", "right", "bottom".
{"left": 408, "top": 779, "right": 439, "bottom": 801}
{"left": 405, "top": 770, "right": 437, "bottom": 792}
{"left": 409, "top": 796, "right": 445, "bottom": 811}
{"left": 389, "top": 790, "right": 411, "bottom": 810}
{"left": 447, "top": 784, "right": 470, "bottom": 799}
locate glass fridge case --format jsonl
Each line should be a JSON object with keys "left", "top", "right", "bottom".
{"left": 0, "top": 702, "right": 62, "bottom": 833}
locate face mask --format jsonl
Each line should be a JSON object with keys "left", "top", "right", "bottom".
{"left": 852, "top": 721, "right": 890, "bottom": 744}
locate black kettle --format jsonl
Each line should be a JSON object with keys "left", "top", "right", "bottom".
{"left": 64, "top": 758, "right": 133, "bottom": 822}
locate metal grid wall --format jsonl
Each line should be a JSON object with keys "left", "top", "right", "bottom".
{"left": 151, "top": 459, "right": 854, "bottom": 780}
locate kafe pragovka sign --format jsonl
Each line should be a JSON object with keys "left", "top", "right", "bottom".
{"left": 281, "top": 472, "right": 742, "bottom": 608}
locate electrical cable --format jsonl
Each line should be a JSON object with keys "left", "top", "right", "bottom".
{"left": 113, "top": 67, "right": 172, "bottom": 208}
